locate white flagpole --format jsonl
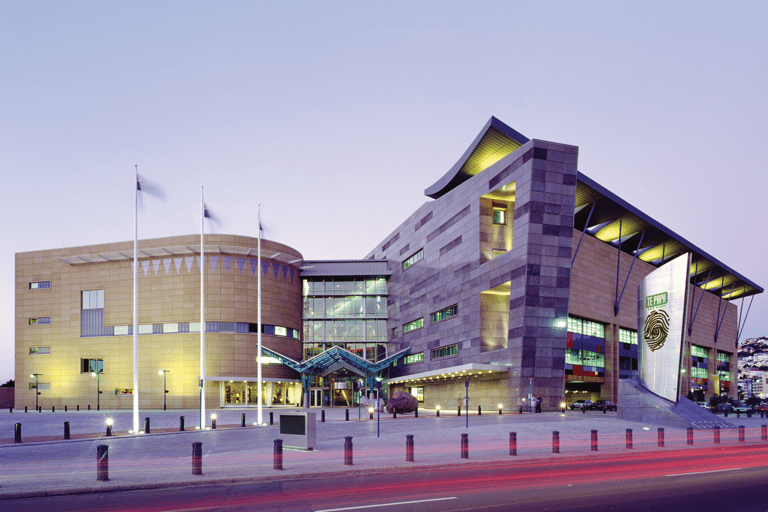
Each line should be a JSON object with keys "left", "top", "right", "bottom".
{"left": 133, "top": 166, "right": 140, "bottom": 434}
{"left": 200, "top": 187, "right": 206, "bottom": 429}
{"left": 257, "top": 204, "right": 263, "bottom": 425}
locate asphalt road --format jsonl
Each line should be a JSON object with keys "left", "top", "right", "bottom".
{"left": 4, "top": 444, "right": 767, "bottom": 512}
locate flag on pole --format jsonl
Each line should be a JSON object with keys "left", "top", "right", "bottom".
{"left": 136, "top": 173, "right": 166, "bottom": 198}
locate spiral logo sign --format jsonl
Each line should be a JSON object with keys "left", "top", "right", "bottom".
{"left": 643, "top": 309, "right": 670, "bottom": 352}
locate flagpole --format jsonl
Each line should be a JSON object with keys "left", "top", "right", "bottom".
{"left": 257, "top": 204, "right": 263, "bottom": 425}
{"left": 133, "top": 166, "right": 140, "bottom": 434}
{"left": 200, "top": 186, "right": 206, "bottom": 429}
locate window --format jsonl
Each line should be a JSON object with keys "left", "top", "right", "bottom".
{"left": 81, "top": 290, "right": 104, "bottom": 310}
{"left": 691, "top": 345, "right": 708, "bottom": 358}
{"left": 492, "top": 208, "right": 506, "bottom": 225}
{"left": 618, "top": 328, "right": 637, "bottom": 345}
{"left": 392, "top": 327, "right": 398, "bottom": 338}
{"left": 29, "top": 281, "right": 51, "bottom": 289}
{"left": 404, "top": 352, "right": 424, "bottom": 365}
{"left": 29, "top": 382, "right": 51, "bottom": 390}
{"left": 29, "top": 317, "right": 51, "bottom": 325}
{"left": 492, "top": 249, "right": 506, "bottom": 258}
{"left": 402, "top": 249, "right": 424, "bottom": 271}
{"left": 567, "top": 316, "right": 605, "bottom": 339}
{"left": 81, "top": 358, "right": 104, "bottom": 374}
{"left": 431, "top": 344, "right": 458, "bottom": 359}
{"left": 431, "top": 305, "right": 458, "bottom": 324}
{"left": 410, "top": 386, "right": 424, "bottom": 402}
{"left": 691, "top": 367, "right": 708, "bottom": 378}
{"left": 403, "top": 318, "right": 424, "bottom": 334}
{"left": 717, "top": 351, "right": 730, "bottom": 362}
{"left": 29, "top": 347, "right": 51, "bottom": 355}
{"left": 114, "top": 325, "right": 130, "bottom": 336}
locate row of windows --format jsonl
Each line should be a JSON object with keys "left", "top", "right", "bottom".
{"left": 303, "top": 319, "right": 388, "bottom": 342}
{"left": 402, "top": 249, "right": 424, "bottom": 271}
{"left": 565, "top": 349, "right": 605, "bottom": 368}
{"left": 29, "top": 281, "right": 51, "bottom": 289}
{"left": 431, "top": 304, "right": 458, "bottom": 324}
{"left": 431, "top": 344, "right": 458, "bottom": 359}
{"left": 302, "top": 278, "right": 387, "bottom": 296}
{"left": 105, "top": 322, "right": 300, "bottom": 339}
{"left": 404, "top": 352, "right": 424, "bottom": 364}
{"left": 691, "top": 345, "right": 709, "bottom": 359}
{"left": 618, "top": 328, "right": 637, "bottom": 345}
{"left": 29, "top": 317, "right": 51, "bottom": 325}
{"left": 303, "top": 296, "right": 387, "bottom": 319}
{"left": 302, "top": 343, "right": 388, "bottom": 363}
{"left": 80, "top": 358, "right": 104, "bottom": 374}
{"left": 29, "top": 382, "right": 51, "bottom": 390}
{"left": 717, "top": 351, "right": 731, "bottom": 362}
{"left": 691, "top": 366, "right": 708, "bottom": 378}
{"left": 567, "top": 316, "right": 604, "bottom": 339}
{"left": 29, "top": 347, "right": 51, "bottom": 354}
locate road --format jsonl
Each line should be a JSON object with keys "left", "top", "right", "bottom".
{"left": 4, "top": 443, "right": 767, "bottom": 512}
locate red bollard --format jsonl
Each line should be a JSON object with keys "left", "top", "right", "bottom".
{"left": 274, "top": 439, "right": 283, "bottom": 470}
{"left": 591, "top": 429, "right": 598, "bottom": 451}
{"left": 510, "top": 432, "right": 517, "bottom": 456}
{"left": 406, "top": 435, "right": 414, "bottom": 462}
{"left": 552, "top": 431, "right": 560, "bottom": 453}
{"left": 461, "top": 433, "right": 469, "bottom": 459}
{"left": 97, "top": 445, "right": 109, "bottom": 481}
{"left": 687, "top": 427, "right": 693, "bottom": 445}
{"left": 626, "top": 428, "right": 633, "bottom": 449}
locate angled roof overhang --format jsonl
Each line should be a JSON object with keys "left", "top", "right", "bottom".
{"left": 261, "top": 345, "right": 410, "bottom": 378}
{"left": 575, "top": 172, "right": 763, "bottom": 301}
{"left": 57, "top": 244, "right": 302, "bottom": 266}
{"left": 386, "top": 363, "right": 509, "bottom": 385}
{"left": 425, "top": 116, "right": 529, "bottom": 199}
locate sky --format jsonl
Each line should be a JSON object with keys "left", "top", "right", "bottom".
{"left": 2, "top": 1, "right": 767, "bottom": 383}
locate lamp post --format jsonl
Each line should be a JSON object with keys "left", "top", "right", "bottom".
{"left": 159, "top": 369, "right": 170, "bottom": 410}
{"left": 91, "top": 370, "right": 102, "bottom": 411}
{"left": 30, "top": 373, "right": 42, "bottom": 410}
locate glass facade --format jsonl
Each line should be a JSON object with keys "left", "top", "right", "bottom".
{"left": 565, "top": 316, "right": 605, "bottom": 383}
{"left": 302, "top": 277, "right": 389, "bottom": 363}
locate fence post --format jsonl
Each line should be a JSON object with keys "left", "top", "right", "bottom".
{"left": 406, "top": 434, "right": 415, "bottom": 462}
{"left": 344, "top": 436, "right": 353, "bottom": 466}
{"left": 97, "top": 445, "right": 109, "bottom": 481}
{"left": 192, "top": 442, "right": 203, "bottom": 475}
{"left": 658, "top": 427, "right": 664, "bottom": 448}
{"left": 274, "top": 439, "right": 283, "bottom": 470}
{"left": 626, "top": 428, "right": 632, "bottom": 449}
{"left": 552, "top": 431, "right": 560, "bottom": 453}
{"left": 64, "top": 421, "right": 70, "bottom": 440}
{"left": 510, "top": 432, "right": 517, "bottom": 456}
{"left": 591, "top": 429, "right": 598, "bottom": 451}
{"left": 461, "top": 433, "right": 469, "bottom": 459}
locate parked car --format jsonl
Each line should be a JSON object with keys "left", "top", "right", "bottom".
{"left": 756, "top": 404, "right": 768, "bottom": 413}
{"left": 594, "top": 399, "right": 616, "bottom": 412}
{"left": 569, "top": 399, "right": 593, "bottom": 410}
{"left": 733, "top": 403, "right": 753, "bottom": 414}
{"left": 716, "top": 403, "right": 734, "bottom": 414}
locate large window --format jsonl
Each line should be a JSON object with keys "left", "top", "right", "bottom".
{"left": 29, "top": 281, "right": 51, "bottom": 289}
{"left": 431, "top": 305, "right": 458, "bottom": 324}
{"left": 492, "top": 207, "right": 506, "bottom": 225}
{"left": 403, "top": 318, "right": 424, "bottom": 334}
{"left": 402, "top": 249, "right": 424, "bottom": 271}
{"left": 81, "top": 290, "right": 104, "bottom": 310}
{"left": 567, "top": 316, "right": 605, "bottom": 339}
{"left": 81, "top": 358, "right": 104, "bottom": 374}
{"left": 404, "top": 352, "right": 424, "bottom": 365}
{"left": 618, "top": 328, "right": 637, "bottom": 345}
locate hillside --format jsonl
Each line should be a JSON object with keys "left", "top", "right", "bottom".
{"left": 738, "top": 336, "right": 768, "bottom": 370}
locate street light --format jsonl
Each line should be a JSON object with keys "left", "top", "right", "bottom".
{"left": 30, "top": 373, "right": 42, "bottom": 410}
{"left": 91, "top": 370, "right": 102, "bottom": 411}
{"left": 159, "top": 369, "right": 170, "bottom": 410}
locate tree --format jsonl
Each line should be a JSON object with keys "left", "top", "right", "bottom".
{"left": 0, "top": 379, "right": 14, "bottom": 388}
{"left": 746, "top": 396, "right": 761, "bottom": 407}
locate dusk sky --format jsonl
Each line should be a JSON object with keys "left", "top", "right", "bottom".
{"left": 2, "top": 1, "right": 767, "bottom": 383}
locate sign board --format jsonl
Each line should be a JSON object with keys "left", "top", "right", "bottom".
{"left": 637, "top": 252, "right": 691, "bottom": 403}
{"left": 279, "top": 412, "right": 316, "bottom": 450}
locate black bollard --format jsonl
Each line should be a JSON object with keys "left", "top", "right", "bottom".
{"left": 344, "top": 436, "right": 353, "bottom": 466}
{"left": 499, "top": 406, "right": 503, "bottom": 416}
{"left": 345, "top": 409, "right": 349, "bottom": 421}
{"left": 241, "top": 413, "right": 246, "bottom": 427}
{"left": 415, "top": 407, "right": 418, "bottom": 418}
{"left": 270, "top": 412, "right": 274, "bottom": 425}
{"left": 77, "top": 405, "right": 79, "bottom": 411}
{"left": 461, "top": 433, "right": 469, "bottom": 459}
{"left": 739, "top": 425, "right": 745, "bottom": 443}
{"left": 369, "top": 409, "right": 373, "bottom": 420}
{"left": 97, "top": 445, "right": 109, "bottom": 481}
{"left": 25, "top": 406, "right": 27, "bottom": 413}
{"left": 458, "top": 406, "right": 461, "bottom": 417}
{"left": 436, "top": 408, "right": 440, "bottom": 417}
{"left": 714, "top": 425, "right": 721, "bottom": 444}
{"left": 393, "top": 409, "right": 397, "bottom": 419}
{"left": 180, "top": 416, "right": 185, "bottom": 431}
{"left": 406, "top": 434, "right": 415, "bottom": 462}
{"left": 602, "top": 407, "right": 606, "bottom": 414}
{"left": 39, "top": 406, "right": 42, "bottom": 413}
{"left": 626, "top": 428, "right": 633, "bottom": 449}
{"left": 64, "top": 421, "right": 70, "bottom": 440}
{"left": 145, "top": 417, "right": 150, "bottom": 434}
{"left": 274, "top": 439, "right": 283, "bottom": 470}
{"left": 65, "top": 406, "right": 67, "bottom": 412}
{"left": 14, "top": 423, "right": 21, "bottom": 443}
{"left": 192, "top": 442, "right": 203, "bottom": 475}
{"left": 658, "top": 428, "right": 665, "bottom": 448}
{"left": 52, "top": 406, "right": 55, "bottom": 413}
{"left": 687, "top": 427, "right": 693, "bottom": 445}
{"left": 510, "top": 432, "right": 517, "bottom": 456}
{"left": 88, "top": 404, "right": 91, "bottom": 411}
{"left": 518, "top": 405, "right": 523, "bottom": 414}
{"left": 321, "top": 410, "right": 325, "bottom": 422}
{"left": 552, "top": 431, "right": 560, "bottom": 453}
{"left": 478, "top": 405, "right": 482, "bottom": 416}
{"left": 212, "top": 416, "right": 217, "bottom": 429}
{"left": 106, "top": 421, "right": 112, "bottom": 437}
{"left": 762, "top": 424, "right": 767, "bottom": 442}
{"left": 591, "top": 429, "right": 598, "bottom": 451}
{"left": 582, "top": 405, "right": 585, "bottom": 414}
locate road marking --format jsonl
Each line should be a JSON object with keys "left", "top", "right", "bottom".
{"left": 665, "top": 467, "right": 743, "bottom": 477}
{"left": 316, "top": 497, "right": 458, "bottom": 511}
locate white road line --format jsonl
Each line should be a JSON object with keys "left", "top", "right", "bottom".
{"left": 665, "top": 467, "right": 743, "bottom": 477}
{"left": 316, "top": 497, "right": 458, "bottom": 512}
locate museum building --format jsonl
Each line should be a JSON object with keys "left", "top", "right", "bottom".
{"left": 15, "top": 117, "right": 762, "bottom": 412}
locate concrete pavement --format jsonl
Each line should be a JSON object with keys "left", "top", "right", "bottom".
{"left": 2, "top": 406, "right": 767, "bottom": 500}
